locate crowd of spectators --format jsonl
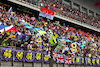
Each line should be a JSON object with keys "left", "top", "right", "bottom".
{"left": 26, "top": 0, "right": 100, "bottom": 28}
{"left": 0, "top": 5, "right": 100, "bottom": 59}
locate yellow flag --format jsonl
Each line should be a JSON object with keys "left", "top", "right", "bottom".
{"left": 49, "top": 35, "right": 57, "bottom": 46}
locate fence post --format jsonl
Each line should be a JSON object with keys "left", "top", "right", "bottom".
{"left": 32, "top": 62, "right": 34, "bottom": 67}
{"left": 56, "top": 63, "right": 58, "bottom": 67}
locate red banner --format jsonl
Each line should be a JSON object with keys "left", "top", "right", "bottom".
{"left": 40, "top": 7, "right": 54, "bottom": 16}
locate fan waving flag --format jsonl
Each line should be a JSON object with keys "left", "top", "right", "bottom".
{"left": 39, "top": 7, "right": 54, "bottom": 20}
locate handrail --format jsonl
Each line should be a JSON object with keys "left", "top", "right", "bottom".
{"left": 8, "top": 0, "right": 100, "bottom": 32}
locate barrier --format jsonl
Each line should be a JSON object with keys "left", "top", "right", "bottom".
{"left": 0, "top": 46, "right": 100, "bottom": 67}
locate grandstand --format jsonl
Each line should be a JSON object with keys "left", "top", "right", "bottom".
{"left": 0, "top": 0, "right": 100, "bottom": 67}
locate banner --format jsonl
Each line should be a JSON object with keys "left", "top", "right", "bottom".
{"left": 56, "top": 54, "right": 64, "bottom": 63}
{"left": 39, "top": 7, "right": 54, "bottom": 20}
{"left": 25, "top": 51, "right": 34, "bottom": 62}
{"left": 64, "top": 55, "right": 71, "bottom": 64}
{"left": 34, "top": 52, "right": 42, "bottom": 62}
{"left": 1, "top": 48, "right": 100, "bottom": 66}
{"left": 43, "top": 53, "right": 50, "bottom": 63}
{"left": 96, "top": 58, "right": 100, "bottom": 66}
{"left": 1, "top": 48, "right": 13, "bottom": 61}
{"left": 75, "top": 57, "right": 82, "bottom": 65}
{"left": 86, "top": 57, "right": 92, "bottom": 66}
{"left": 14, "top": 50, "right": 24, "bottom": 62}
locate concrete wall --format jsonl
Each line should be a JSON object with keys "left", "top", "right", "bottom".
{"left": 1, "top": 61, "right": 99, "bottom": 67}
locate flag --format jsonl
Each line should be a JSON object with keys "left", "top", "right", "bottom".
{"left": 49, "top": 35, "right": 57, "bottom": 46}
{"left": 8, "top": 7, "right": 12, "bottom": 13}
{"left": 53, "top": 30, "right": 60, "bottom": 38}
{"left": 0, "top": 25, "right": 15, "bottom": 32}
{"left": 65, "top": 55, "right": 71, "bottom": 64}
{"left": 39, "top": 7, "right": 54, "bottom": 20}
{"left": 0, "top": 24, "right": 23, "bottom": 39}
{"left": 57, "top": 54, "right": 64, "bottom": 63}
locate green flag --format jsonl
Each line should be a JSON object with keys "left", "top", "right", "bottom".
{"left": 49, "top": 35, "right": 57, "bottom": 46}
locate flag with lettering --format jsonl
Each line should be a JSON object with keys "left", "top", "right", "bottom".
{"left": 91, "top": 58, "right": 96, "bottom": 66}
{"left": 75, "top": 57, "right": 81, "bottom": 64}
{"left": 34, "top": 52, "right": 42, "bottom": 62}
{"left": 14, "top": 50, "right": 24, "bottom": 62}
{"left": 25, "top": 51, "right": 34, "bottom": 62}
{"left": 86, "top": 57, "right": 92, "bottom": 66}
{"left": 57, "top": 54, "right": 64, "bottom": 63}
{"left": 1, "top": 48, "right": 13, "bottom": 61}
{"left": 43, "top": 53, "right": 50, "bottom": 63}
{"left": 96, "top": 58, "right": 100, "bottom": 66}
